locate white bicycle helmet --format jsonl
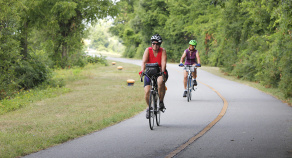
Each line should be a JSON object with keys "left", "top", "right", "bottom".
{"left": 151, "top": 34, "right": 162, "bottom": 43}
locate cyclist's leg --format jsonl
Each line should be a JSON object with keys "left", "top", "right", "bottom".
{"left": 144, "top": 76, "right": 151, "bottom": 106}
{"left": 145, "top": 86, "right": 152, "bottom": 119}
{"left": 157, "top": 76, "right": 165, "bottom": 101}
{"left": 157, "top": 69, "right": 168, "bottom": 101}
{"left": 158, "top": 72, "right": 169, "bottom": 111}
{"left": 183, "top": 70, "right": 188, "bottom": 97}
{"left": 192, "top": 69, "right": 197, "bottom": 79}
{"left": 144, "top": 85, "right": 150, "bottom": 105}
{"left": 183, "top": 70, "right": 188, "bottom": 89}
{"left": 192, "top": 69, "right": 197, "bottom": 86}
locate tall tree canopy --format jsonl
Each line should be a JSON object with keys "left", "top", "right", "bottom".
{"left": 32, "top": 0, "right": 117, "bottom": 66}
{"left": 0, "top": 0, "right": 117, "bottom": 99}
{"left": 110, "top": 0, "right": 291, "bottom": 98}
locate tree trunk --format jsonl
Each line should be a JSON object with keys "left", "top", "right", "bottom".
{"left": 62, "top": 44, "right": 67, "bottom": 59}
{"left": 20, "top": 21, "right": 28, "bottom": 58}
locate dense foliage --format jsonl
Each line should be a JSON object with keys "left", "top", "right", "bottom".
{"left": 0, "top": 0, "right": 117, "bottom": 99}
{"left": 110, "top": 0, "right": 291, "bottom": 98}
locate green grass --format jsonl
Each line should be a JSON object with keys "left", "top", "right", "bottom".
{"left": 200, "top": 66, "right": 292, "bottom": 106}
{"left": 0, "top": 61, "right": 145, "bottom": 158}
{"left": 0, "top": 87, "right": 71, "bottom": 115}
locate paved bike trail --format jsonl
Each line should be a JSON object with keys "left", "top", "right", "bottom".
{"left": 24, "top": 57, "right": 292, "bottom": 158}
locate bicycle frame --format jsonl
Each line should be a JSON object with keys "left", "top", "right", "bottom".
{"left": 184, "top": 65, "right": 197, "bottom": 102}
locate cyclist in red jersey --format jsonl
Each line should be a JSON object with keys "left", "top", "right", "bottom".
{"left": 139, "top": 34, "right": 168, "bottom": 119}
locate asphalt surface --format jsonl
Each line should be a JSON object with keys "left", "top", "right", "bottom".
{"left": 23, "top": 57, "right": 292, "bottom": 158}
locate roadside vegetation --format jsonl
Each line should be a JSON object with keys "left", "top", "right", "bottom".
{"left": 0, "top": 0, "right": 117, "bottom": 100}
{"left": 111, "top": 0, "right": 291, "bottom": 99}
{"left": 0, "top": 60, "right": 145, "bottom": 158}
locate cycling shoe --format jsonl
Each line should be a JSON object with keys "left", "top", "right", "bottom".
{"left": 183, "top": 90, "right": 187, "bottom": 97}
{"left": 159, "top": 102, "right": 166, "bottom": 112}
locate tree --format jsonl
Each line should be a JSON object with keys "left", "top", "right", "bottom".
{"left": 32, "top": 0, "right": 117, "bottom": 67}
{"left": 110, "top": 0, "right": 291, "bottom": 98}
{"left": 0, "top": 0, "right": 22, "bottom": 98}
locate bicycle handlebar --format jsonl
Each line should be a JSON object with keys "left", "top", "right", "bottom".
{"left": 140, "top": 72, "right": 165, "bottom": 82}
{"left": 179, "top": 63, "right": 201, "bottom": 67}
{"left": 140, "top": 73, "right": 144, "bottom": 82}
{"left": 180, "top": 64, "right": 198, "bottom": 68}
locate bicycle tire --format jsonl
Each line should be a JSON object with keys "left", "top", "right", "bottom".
{"left": 155, "top": 93, "right": 161, "bottom": 126}
{"left": 149, "top": 92, "right": 155, "bottom": 130}
{"left": 189, "top": 76, "right": 193, "bottom": 101}
{"left": 187, "top": 77, "right": 191, "bottom": 102}
{"left": 190, "top": 88, "right": 192, "bottom": 100}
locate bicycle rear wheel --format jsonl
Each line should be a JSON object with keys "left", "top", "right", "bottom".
{"left": 155, "top": 94, "right": 161, "bottom": 126}
{"left": 149, "top": 92, "right": 155, "bottom": 130}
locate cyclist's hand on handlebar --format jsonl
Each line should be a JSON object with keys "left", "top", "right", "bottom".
{"left": 160, "top": 71, "right": 167, "bottom": 76}
{"left": 196, "top": 64, "right": 201, "bottom": 67}
{"left": 139, "top": 70, "right": 143, "bottom": 76}
{"left": 161, "top": 71, "right": 166, "bottom": 82}
{"left": 139, "top": 70, "right": 144, "bottom": 82}
{"left": 179, "top": 63, "right": 184, "bottom": 67}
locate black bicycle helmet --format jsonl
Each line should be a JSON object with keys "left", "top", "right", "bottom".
{"left": 151, "top": 34, "right": 162, "bottom": 43}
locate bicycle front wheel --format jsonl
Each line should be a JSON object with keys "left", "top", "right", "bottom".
{"left": 187, "top": 77, "right": 191, "bottom": 102}
{"left": 149, "top": 92, "right": 155, "bottom": 130}
{"left": 155, "top": 94, "right": 161, "bottom": 126}
{"left": 189, "top": 88, "right": 192, "bottom": 100}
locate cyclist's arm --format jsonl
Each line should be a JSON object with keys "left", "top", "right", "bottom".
{"left": 196, "top": 51, "right": 201, "bottom": 64}
{"left": 180, "top": 51, "right": 187, "bottom": 63}
{"left": 141, "top": 48, "right": 149, "bottom": 71}
{"left": 161, "top": 48, "right": 167, "bottom": 72}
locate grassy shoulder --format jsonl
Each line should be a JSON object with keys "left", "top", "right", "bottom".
{"left": 200, "top": 66, "right": 292, "bottom": 106}
{"left": 0, "top": 61, "right": 145, "bottom": 158}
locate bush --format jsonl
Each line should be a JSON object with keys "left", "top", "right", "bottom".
{"left": 86, "top": 54, "right": 108, "bottom": 66}
{"left": 14, "top": 55, "right": 52, "bottom": 90}
{"left": 123, "top": 45, "right": 136, "bottom": 58}
{"left": 0, "top": 67, "right": 18, "bottom": 99}
{"left": 135, "top": 43, "right": 148, "bottom": 58}
{"left": 68, "top": 52, "right": 87, "bottom": 68}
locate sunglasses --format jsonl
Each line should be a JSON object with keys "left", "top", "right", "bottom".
{"left": 189, "top": 45, "right": 195, "bottom": 47}
{"left": 152, "top": 43, "right": 161, "bottom": 46}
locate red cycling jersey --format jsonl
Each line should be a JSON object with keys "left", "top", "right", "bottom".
{"left": 147, "top": 47, "right": 163, "bottom": 67}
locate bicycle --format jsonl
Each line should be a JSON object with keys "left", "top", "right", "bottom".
{"left": 141, "top": 63, "right": 164, "bottom": 130}
{"left": 180, "top": 64, "right": 197, "bottom": 102}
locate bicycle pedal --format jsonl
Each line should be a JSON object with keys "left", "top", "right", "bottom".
{"left": 160, "top": 108, "right": 166, "bottom": 113}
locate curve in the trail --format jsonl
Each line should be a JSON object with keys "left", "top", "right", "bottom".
{"left": 165, "top": 77, "right": 229, "bottom": 158}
